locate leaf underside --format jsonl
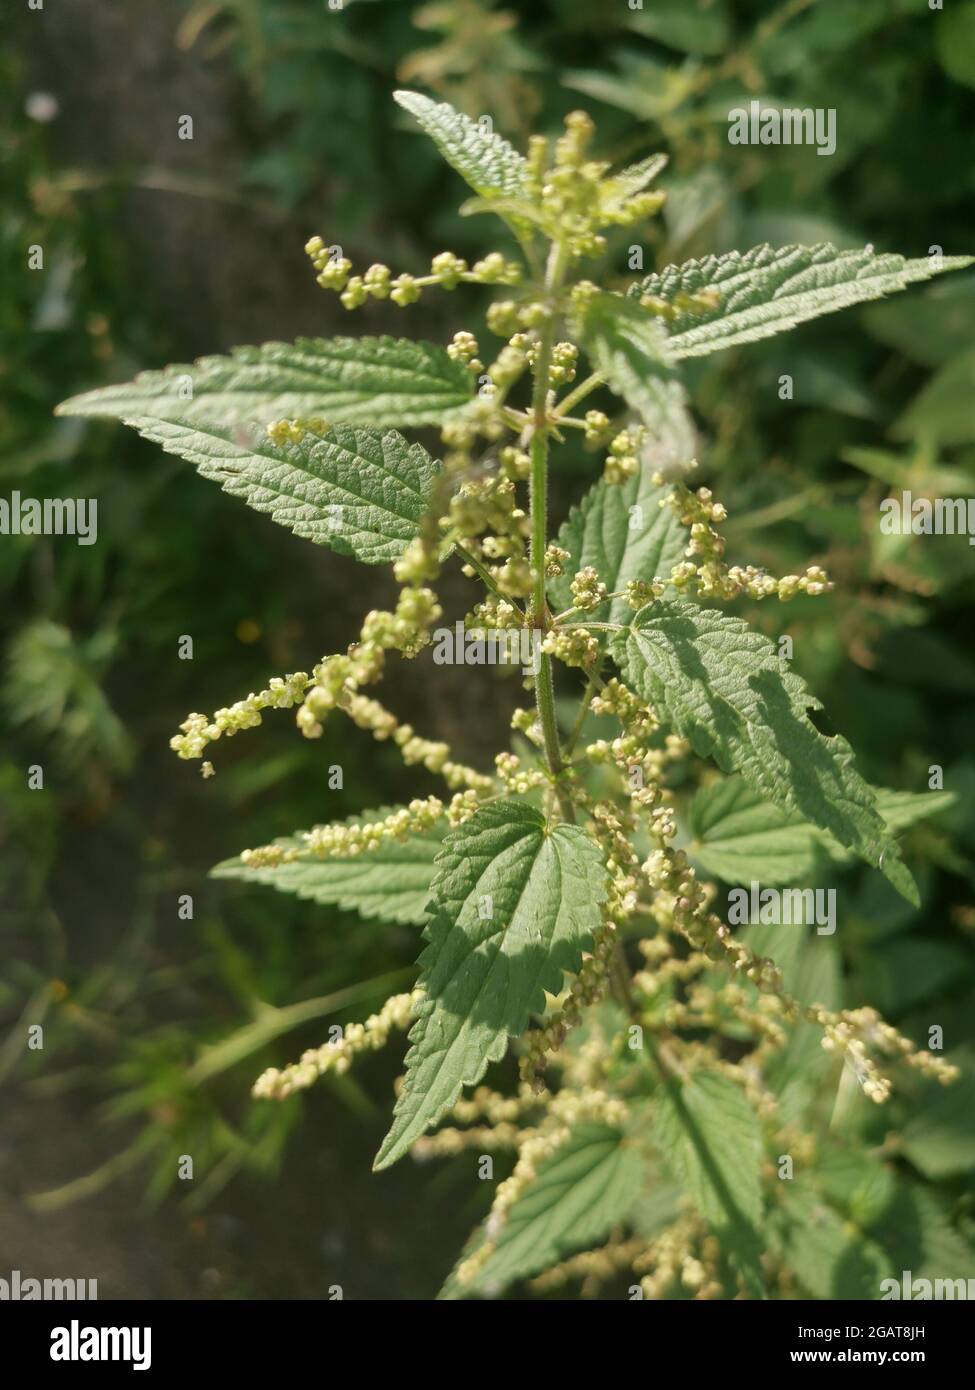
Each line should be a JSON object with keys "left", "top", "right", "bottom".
{"left": 56, "top": 335, "right": 473, "bottom": 430}
{"left": 612, "top": 152, "right": 669, "bottom": 197}
{"left": 394, "top": 89, "right": 527, "bottom": 199}
{"left": 119, "top": 420, "right": 440, "bottom": 564}
{"left": 630, "top": 242, "right": 973, "bottom": 358}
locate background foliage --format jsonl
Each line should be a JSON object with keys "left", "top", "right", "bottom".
{"left": 2, "top": 0, "right": 974, "bottom": 1298}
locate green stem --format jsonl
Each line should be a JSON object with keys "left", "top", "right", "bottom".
{"left": 564, "top": 663, "right": 602, "bottom": 757}
{"left": 553, "top": 371, "right": 605, "bottom": 419}
{"left": 529, "top": 431, "right": 552, "bottom": 621}
{"left": 559, "top": 621, "right": 623, "bottom": 632}
{"left": 454, "top": 541, "right": 525, "bottom": 618}
{"left": 609, "top": 944, "right": 635, "bottom": 1014}
{"left": 552, "top": 592, "right": 627, "bottom": 623}
{"left": 529, "top": 240, "right": 575, "bottom": 824}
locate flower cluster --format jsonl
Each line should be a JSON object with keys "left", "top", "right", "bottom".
{"left": 524, "top": 111, "right": 667, "bottom": 261}
{"left": 634, "top": 782, "right": 957, "bottom": 1099}
{"left": 171, "top": 672, "right": 310, "bottom": 763}
{"left": 305, "top": 236, "right": 522, "bottom": 310}
{"left": 568, "top": 566, "right": 607, "bottom": 612}
{"left": 603, "top": 427, "right": 643, "bottom": 485}
{"left": 252, "top": 992, "right": 420, "bottom": 1100}
{"left": 662, "top": 477, "right": 834, "bottom": 602}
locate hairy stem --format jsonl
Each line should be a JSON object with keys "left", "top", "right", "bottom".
{"left": 529, "top": 239, "right": 575, "bottom": 824}
{"left": 552, "top": 370, "right": 604, "bottom": 420}
{"left": 564, "top": 663, "right": 602, "bottom": 757}
{"left": 454, "top": 541, "right": 525, "bottom": 617}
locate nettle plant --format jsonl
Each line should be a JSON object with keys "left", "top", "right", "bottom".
{"left": 60, "top": 94, "right": 971, "bottom": 1299}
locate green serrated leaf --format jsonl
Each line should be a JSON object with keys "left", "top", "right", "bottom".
{"left": 629, "top": 243, "right": 973, "bottom": 359}
{"left": 374, "top": 801, "right": 607, "bottom": 1169}
{"left": 653, "top": 1069, "right": 764, "bottom": 1292}
{"left": 458, "top": 194, "right": 548, "bottom": 229}
{"left": 447, "top": 1123, "right": 645, "bottom": 1297}
{"left": 770, "top": 1185, "right": 892, "bottom": 1299}
{"left": 872, "top": 787, "right": 957, "bottom": 833}
{"left": 394, "top": 90, "right": 528, "bottom": 212}
{"left": 117, "top": 421, "right": 439, "bottom": 564}
{"left": 613, "top": 600, "right": 918, "bottom": 902}
{"left": 574, "top": 289, "right": 694, "bottom": 468}
{"left": 56, "top": 336, "right": 473, "bottom": 430}
{"left": 577, "top": 292, "right": 695, "bottom": 472}
{"left": 611, "top": 152, "right": 669, "bottom": 198}
{"left": 654, "top": 1070, "right": 763, "bottom": 1230}
{"left": 687, "top": 777, "right": 956, "bottom": 886}
{"left": 688, "top": 776, "right": 828, "bottom": 886}
{"left": 577, "top": 289, "right": 673, "bottom": 371}
{"left": 548, "top": 464, "right": 687, "bottom": 626}
{"left": 818, "top": 1149, "right": 898, "bottom": 1229}
{"left": 211, "top": 808, "right": 446, "bottom": 925}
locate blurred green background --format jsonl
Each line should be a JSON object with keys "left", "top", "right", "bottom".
{"left": 2, "top": 0, "right": 974, "bottom": 1299}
